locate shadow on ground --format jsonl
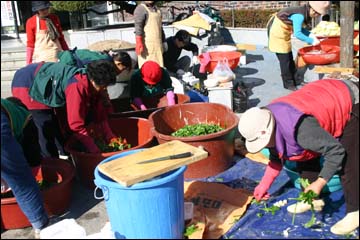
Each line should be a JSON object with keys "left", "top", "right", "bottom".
{"left": 1, "top": 35, "right": 16, "bottom": 40}
{"left": 246, "top": 54, "right": 265, "bottom": 64}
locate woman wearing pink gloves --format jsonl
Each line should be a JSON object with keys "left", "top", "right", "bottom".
{"left": 134, "top": 1, "right": 165, "bottom": 68}
{"left": 238, "top": 79, "right": 359, "bottom": 235}
{"left": 26, "top": 1, "right": 69, "bottom": 64}
{"left": 129, "top": 61, "right": 175, "bottom": 110}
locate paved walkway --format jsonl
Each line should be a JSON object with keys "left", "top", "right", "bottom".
{"left": 1, "top": 34, "right": 299, "bottom": 238}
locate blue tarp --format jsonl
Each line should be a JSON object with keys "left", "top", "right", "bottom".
{"left": 186, "top": 156, "right": 359, "bottom": 239}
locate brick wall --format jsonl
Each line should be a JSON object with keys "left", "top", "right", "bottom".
{"left": 113, "top": 1, "right": 308, "bottom": 23}
{"left": 162, "top": 1, "right": 307, "bottom": 10}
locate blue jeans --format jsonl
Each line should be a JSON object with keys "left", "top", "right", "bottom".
{"left": 1, "top": 111, "right": 48, "bottom": 229}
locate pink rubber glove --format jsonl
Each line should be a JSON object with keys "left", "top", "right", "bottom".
{"left": 199, "top": 52, "right": 211, "bottom": 73}
{"left": 133, "top": 97, "right": 147, "bottom": 110}
{"left": 254, "top": 161, "right": 282, "bottom": 201}
{"left": 135, "top": 36, "right": 144, "bottom": 55}
{"left": 75, "top": 134, "right": 101, "bottom": 153}
{"left": 26, "top": 47, "right": 34, "bottom": 65}
{"left": 102, "top": 121, "right": 116, "bottom": 143}
{"left": 166, "top": 91, "right": 176, "bottom": 106}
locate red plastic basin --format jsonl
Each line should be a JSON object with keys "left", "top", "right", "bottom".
{"left": 1, "top": 158, "right": 75, "bottom": 230}
{"left": 198, "top": 51, "right": 241, "bottom": 73}
{"left": 149, "top": 102, "right": 239, "bottom": 179}
{"left": 298, "top": 44, "right": 340, "bottom": 65}
{"left": 64, "top": 117, "right": 154, "bottom": 189}
{"left": 319, "top": 30, "right": 358, "bottom": 51}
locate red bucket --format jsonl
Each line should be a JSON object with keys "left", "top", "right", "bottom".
{"left": 199, "top": 51, "right": 241, "bottom": 73}
{"left": 299, "top": 44, "right": 340, "bottom": 65}
{"left": 1, "top": 158, "right": 75, "bottom": 230}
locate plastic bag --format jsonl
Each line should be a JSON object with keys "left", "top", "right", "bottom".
{"left": 212, "top": 58, "right": 235, "bottom": 82}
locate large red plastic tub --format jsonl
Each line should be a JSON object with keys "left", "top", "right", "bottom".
{"left": 1, "top": 158, "right": 75, "bottom": 230}
{"left": 149, "top": 102, "right": 239, "bottom": 179}
{"left": 198, "top": 51, "right": 241, "bottom": 73}
{"left": 64, "top": 117, "right": 154, "bottom": 189}
{"left": 298, "top": 44, "right": 340, "bottom": 65}
{"left": 319, "top": 30, "right": 359, "bottom": 51}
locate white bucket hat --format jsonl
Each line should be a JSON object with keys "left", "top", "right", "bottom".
{"left": 238, "top": 107, "right": 275, "bottom": 153}
{"left": 309, "top": 1, "right": 330, "bottom": 15}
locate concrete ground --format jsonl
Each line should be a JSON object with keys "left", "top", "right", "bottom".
{"left": 1, "top": 35, "right": 319, "bottom": 239}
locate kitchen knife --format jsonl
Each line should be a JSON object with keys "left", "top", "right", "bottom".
{"left": 137, "top": 152, "right": 192, "bottom": 164}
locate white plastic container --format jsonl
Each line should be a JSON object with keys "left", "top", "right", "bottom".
{"left": 40, "top": 218, "right": 87, "bottom": 239}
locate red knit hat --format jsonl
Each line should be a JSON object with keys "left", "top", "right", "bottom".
{"left": 141, "top": 61, "right": 163, "bottom": 85}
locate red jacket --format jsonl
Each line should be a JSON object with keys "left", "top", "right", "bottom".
{"left": 26, "top": 14, "right": 69, "bottom": 50}
{"left": 272, "top": 79, "right": 352, "bottom": 139}
{"left": 11, "top": 63, "right": 108, "bottom": 141}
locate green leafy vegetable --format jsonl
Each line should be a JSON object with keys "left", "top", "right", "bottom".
{"left": 95, "top": 137, "right": 131, "bottom": 153}
{"left": 290, "top": 178, "right": 318, "bottom": 228}
{"left": 215, "top": 177, "right": 224, "bottom": 182}
{"left": 252, "top": 199, "right": 280, "bottom": 217}
{"left": 172, "top": 124, "right": 224, "bottom": 137}
{"left": 184, "top": 224, "right": 200, "bottom": 237}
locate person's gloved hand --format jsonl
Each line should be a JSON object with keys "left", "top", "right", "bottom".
{"left": 136, "top": 36, "right": 144, "bottom": 55}
{"left": 166, "top": 90, "right": 176, "bottom": 106}
{"left": 176, "top": 69, "right": 186, "bottom": 79}
{"left": 253, "top": 161, "right": 282, "bottom": 201}
{"left": 199, "top": 52, "right": 211, "bottom": 73}
{"left": 102, "top": 121, "right": 117, "bottom": 143}
{"left": 77, "top": 134, "right": 101, "bottom": 153}
{"left": 26, "top": 47, "right": 34, "bottom": 65}
{"left": 192, "top": 55, "right": 199, "bottom": 65}
{"left": 162, "top": 42, "right": 168, "bottom": 52}
{"left": 133, "top": 97, "right": 147, "bottom": 110}
{"left": 309, "top": 33, "right": 320, "bottom": 46}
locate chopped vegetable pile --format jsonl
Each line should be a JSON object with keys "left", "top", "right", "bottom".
{"left": 312, "top": 21, "right": 340, "bottom": 36}
{"left": 171, "top": 123, "right": 224, "bottom": 137}
{"left": 95, "top": 137, "right": 131, "bottom": 153}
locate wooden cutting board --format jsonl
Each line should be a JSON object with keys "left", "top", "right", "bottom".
{"left": 236, "top": 43, "right": 257, "bottom": 50}
{"left": 98, "top": 140, "right": 208, "bottom": 187}
{"left": 314, "top": 66, "right": 355, "bottom": 74}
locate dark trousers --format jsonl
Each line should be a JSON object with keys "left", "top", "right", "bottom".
{"left": 30, "top": 109, "right": 66, "bottom": 158}
{"left": 276, "top": 52, "right": 296, "bottom": 89}
{"left": 276, "top": 52, "right": 303, "bottom": 89}
{"left": 340, "top": 102, "right": 359, "bottom": 213}
{"left": 298, "top": 103, "right": 359, "bottom": 213}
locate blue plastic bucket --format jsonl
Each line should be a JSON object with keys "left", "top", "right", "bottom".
{"left": 261, "top": 148, "right": 341, "bottom": 193}
{"left": 186, "top": 89, "right": 209, "bottom": 102}
{"left": 283, "top": 157, "right": 342, "bottom": 193}
{"left": 94, "top": 149, "right": 186, "bottom": 239}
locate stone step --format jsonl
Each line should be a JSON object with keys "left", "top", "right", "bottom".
{"left": 1, "top": 70, "right": 16, "bottom": 81}
{"left": 1, "top": 50, "right": 26, "bottom": 59}
{"left": 1, "top": 58, "right": 26, "bottom": 69}
{"left": 1, "top": 81, "right": 12, "bottom": 98}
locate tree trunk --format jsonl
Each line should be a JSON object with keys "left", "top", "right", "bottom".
{"left": 339, "top": 1, "right": 354, "bottom": 68}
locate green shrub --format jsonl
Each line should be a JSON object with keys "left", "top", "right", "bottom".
{"left": 221, "top": 9, "right": 279, "bottom": 28}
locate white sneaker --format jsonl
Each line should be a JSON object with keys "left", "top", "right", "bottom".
{"left": 330, "top": 211, "right": 359, "bottom": 235}
{"left": 287, "top": 199, "right": 325, "bottom": 214}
